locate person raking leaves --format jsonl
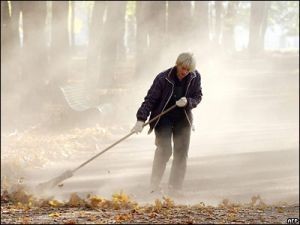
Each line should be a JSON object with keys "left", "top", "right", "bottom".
{"left": 132, "top": 52, "right": 203, "bottom": 196}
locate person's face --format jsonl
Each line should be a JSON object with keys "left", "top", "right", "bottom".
{"left": 176, "top": 64, "right": 190, "bottom": 80}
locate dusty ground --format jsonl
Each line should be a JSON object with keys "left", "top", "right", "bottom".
{"left": 1, "top": 135, "right": 299, "bottom": 224}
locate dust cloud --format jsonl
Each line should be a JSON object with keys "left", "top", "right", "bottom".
{"left": 1, "top": 2, "right": 299, "bottom": 207}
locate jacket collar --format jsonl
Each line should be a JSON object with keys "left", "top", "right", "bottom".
{"left": 166, "top": 66, "right": 196, "bottom": 84}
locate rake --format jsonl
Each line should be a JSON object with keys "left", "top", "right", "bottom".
{"left": 36, "top": 104, "right": 177, "bottom": 192}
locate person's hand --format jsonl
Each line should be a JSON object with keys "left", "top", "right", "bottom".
{"left": 176, "top": 97, "right": 187, "bottom": 107}
{"left": 131, "top": 120, "right": 145, "bottom": 134}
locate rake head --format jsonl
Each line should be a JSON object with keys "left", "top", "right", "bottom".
{"left": 36, "top": 170, "right": 73, "bottom": 193}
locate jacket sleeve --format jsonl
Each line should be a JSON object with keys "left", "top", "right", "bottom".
{"left": 136, "top": 75, "right": 163, "bottom": 122}
{"left": 186, "top": 71, "right": 202, "bottom": 110}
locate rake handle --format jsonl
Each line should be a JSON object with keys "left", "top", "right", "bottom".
{"left": 72, "top": 104, "right": 177, "bottom": 173}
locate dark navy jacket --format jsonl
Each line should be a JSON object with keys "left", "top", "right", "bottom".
{"left": 136, "top": 66, "right": 202, "bottom": 134}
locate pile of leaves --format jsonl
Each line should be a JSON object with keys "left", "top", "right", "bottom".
{"left": 1, "top": 124, "right": 117, "bottom": 185}
{"left": 1, "top": 185, "right": 298, "bottom": 224}
{"left": 1, "top": 185, "right": 138, "bottom": 210}
{"left": 2, "top": 125, "right": 113, "bottom": 163}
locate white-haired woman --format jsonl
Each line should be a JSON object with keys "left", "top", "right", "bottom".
{"left": 132, "top": 52, "right": 203, "bottom": 195}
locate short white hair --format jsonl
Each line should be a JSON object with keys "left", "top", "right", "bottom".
{"left": 176, "top": 52, "right": 196, "bottom": 72}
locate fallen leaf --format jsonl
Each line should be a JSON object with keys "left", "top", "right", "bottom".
{"left": 154, "top": 199, "right": 162, "bottom": 212}
{"left": 64, "top": 219, "right": 77, "bottom": 224}
{"left": 49, "top": 212, "right": 60, "bottom": 217}
{"left": 115, "top": 213, "right": 132, "bottom": 221}
{"left": 48, "top": 200, "right": 63, "bottom": 207}
{"left": 163, "top": 196, "right": 174, "bottom": 208}
{"left": 67, "top": 193, "right": 85, "bottom": 207}
{"left": 21, "top": 217, "right": 30, "bottom": 224}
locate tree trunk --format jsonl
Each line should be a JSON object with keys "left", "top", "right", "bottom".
{"left": 1, "top": 0, "right": 11, "bottom": 66}
{"left": 19, "top": 1, "right": 48, "bottom": 111}
{"left": 2, "top": 1, "right": 22, "bottom": 98}
{"left": 1, "top": 1, "right": 23, "bottom": 129}
{"left": 87, "top": 1, "right": 106, "bottom": 88}
{"left": 1, "top": 1, "right": 10, "bottom": 42}
{"left": 51, "top": 1, "right": 70, "bottom": 86}
{"left": 194, "top": 1, "right": 209, "bottom": 44}
{"left": 1, "top": 0, "right": 10, "bottom": 93}
{"left": 135, "top": 1, "right": 167, "bottom": 77}
{"left": 214, "top": 1, "right": 222, "bottom": 45}
{"left": 135, "top": 1, "right": 150, "bottom": 77}
{"left": 222, "top": 1, "right": 239, "bottom": 53}
{"left": 167, "top": 1, "right": 192, "bottom": 50}
{"left": 248, "top": 1, "right": 269, "bottom": 54}
{"left": 148, "top": 2, "right": 167, "bottom": 65}
{"left": 70, "top": 1, "right": 75, "bottom": 48}
{"left": 98, "top": 1, "right": 127, "bottom": 88}
{"left": 47, "top": 1, "right": 70, "bottom": 105}
{"left": 125, "top": 4, "right": 135, "bottom": 57}
{"left": 1, "top": 1, "right": 22, "bottom": 75}
{"left": 258, "top": 1, "right": 271, "bottom": 50}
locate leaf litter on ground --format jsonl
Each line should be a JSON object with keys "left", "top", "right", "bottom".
{"left": 1, "top": 185, "right": 299, "bottom": 224}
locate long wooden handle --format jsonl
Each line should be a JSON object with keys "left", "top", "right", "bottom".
{"left": 72, "top": 104, "right": 177, "bottom": 173}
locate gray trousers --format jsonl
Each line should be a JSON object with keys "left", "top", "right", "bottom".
{"left": 150, "top": 117, "right": 191, "bottom": 190}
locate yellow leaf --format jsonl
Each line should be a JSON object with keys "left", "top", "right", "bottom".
{"left": 276, "top": 207, "right": 284, "bottom": 213}
{"left": 63, "top": 219, "right": 76, "bottom": 224}
{"left": 163, "top": 196, "right": 174, "bottom": 208}
{"left": 87, "top": 216, "right": 97, "bottom": 221}
{"left": 68, "top": 193, "right": 85, "bottom": 207}
{"left": 49, "top": 212, "right": 60, "bottom": 217}
{"left": 21, "top": 217, "right": 30, "bottom": 224}
{"left": 89, "top": 195, "right": 104, "bottom": 208}
{"left": 48, "top": 200, "right": 63, "bottom": 207}
{"left": 227, "top": 213, "right": 236, "bottom": 221}
{"left": 115, "top": 213, "right": 132, "bottom": 221}
{"left": 154, "top": 199, "right": 162, "bottom": 211}
{"left": 112, "top": 191, "right": 129, "bottom": 203}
